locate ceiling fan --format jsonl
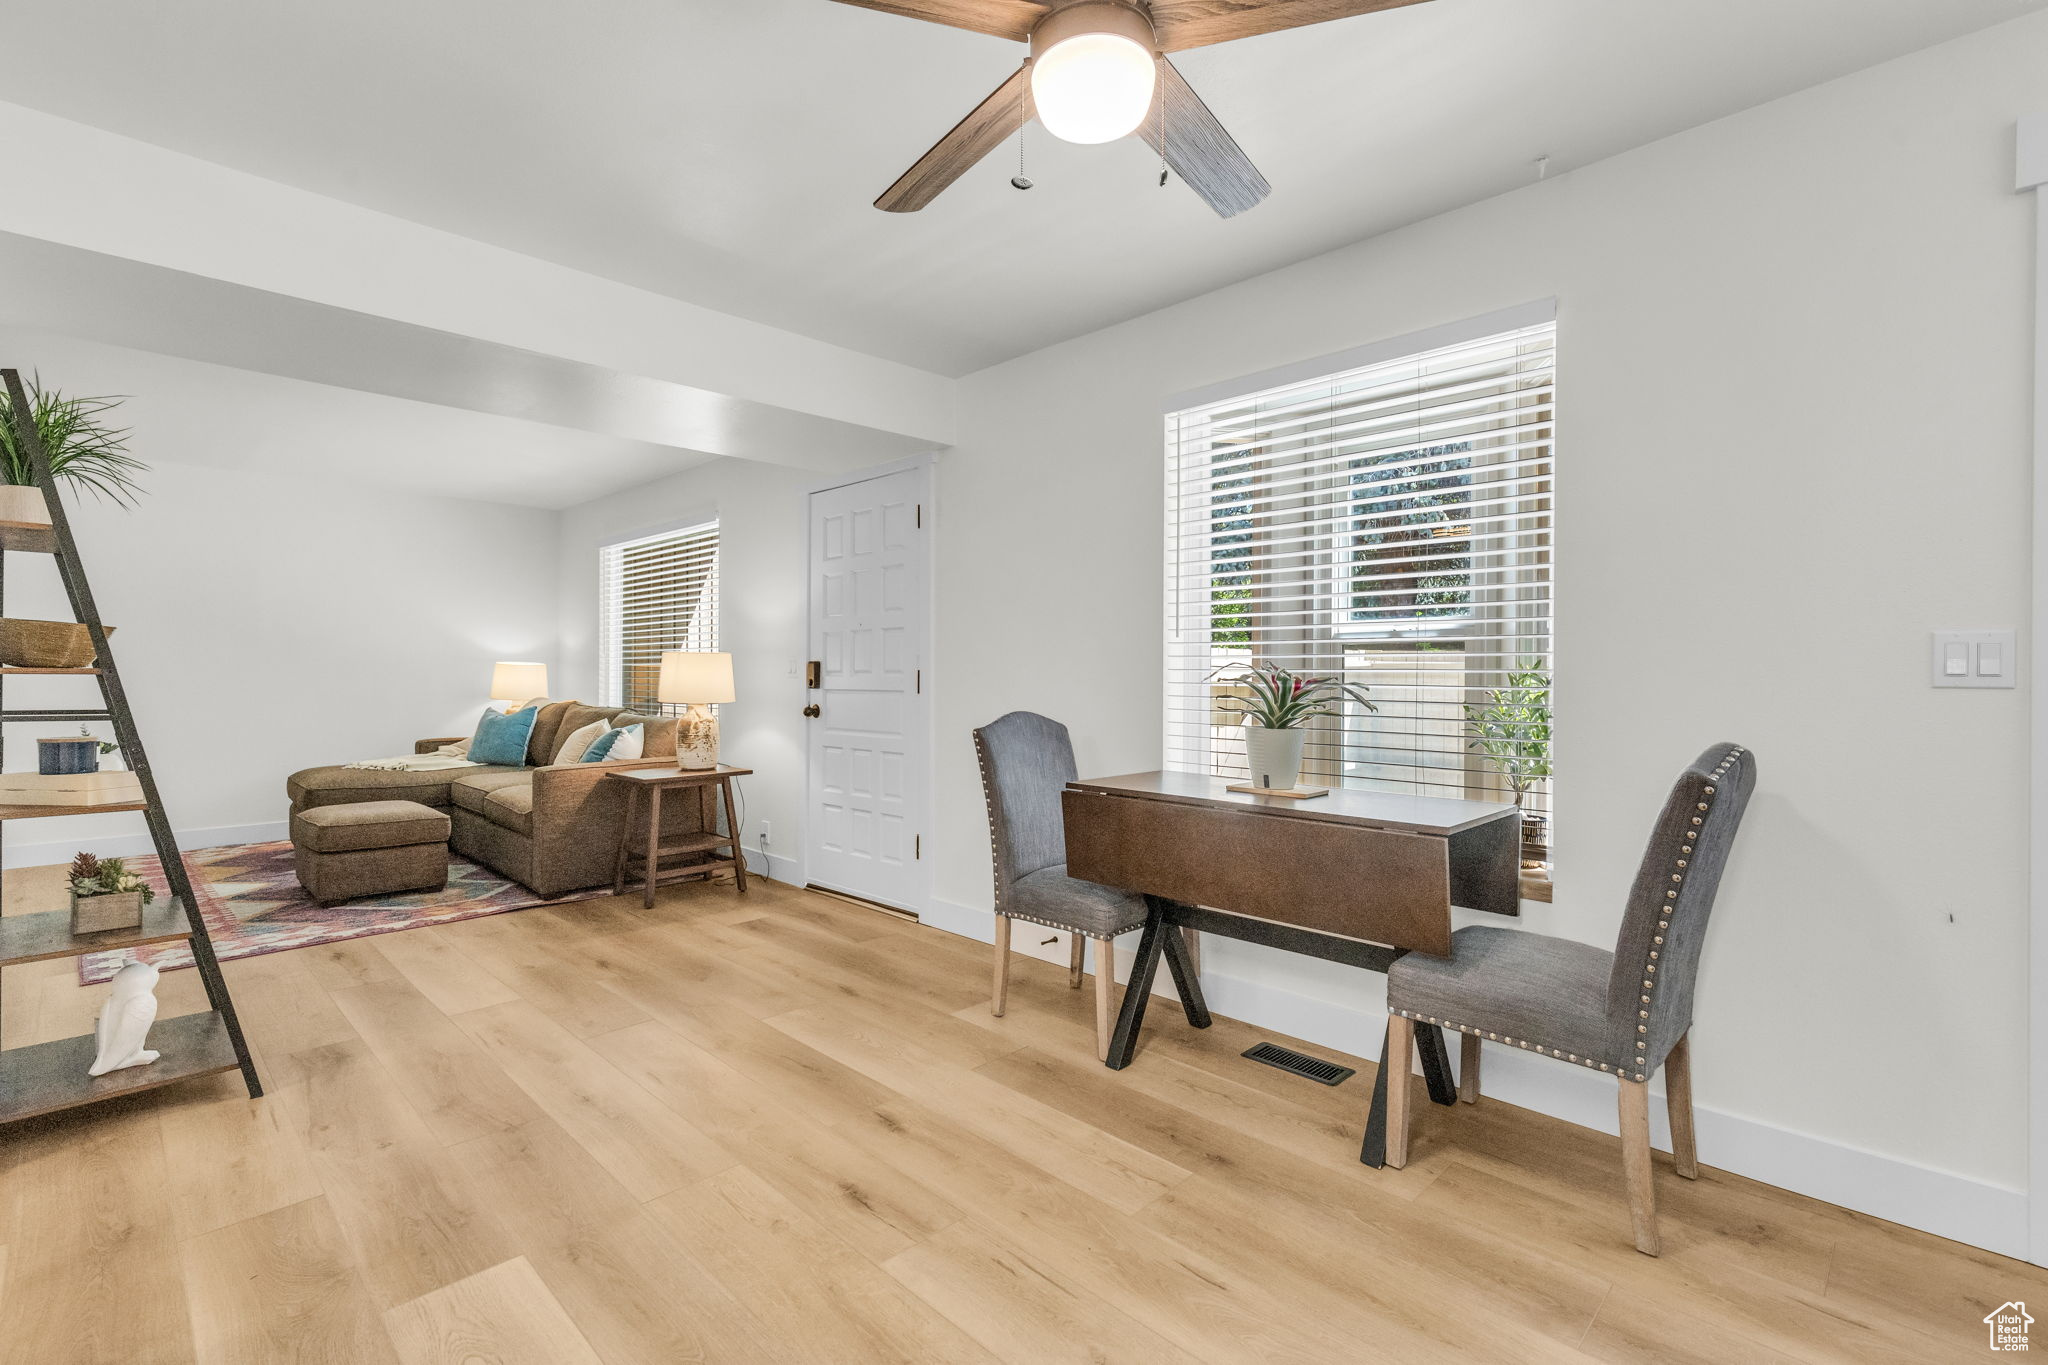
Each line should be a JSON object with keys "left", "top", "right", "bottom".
{"left": 830, "top": 0, "right": 1431, "bottom": 218}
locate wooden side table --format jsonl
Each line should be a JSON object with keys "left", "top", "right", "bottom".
{"left": 607, "top": 765, "right": 752, "bottom": 907}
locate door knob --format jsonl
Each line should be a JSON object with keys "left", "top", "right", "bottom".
{"left": 802, "top": 703, "right": 821, "bottom": 718}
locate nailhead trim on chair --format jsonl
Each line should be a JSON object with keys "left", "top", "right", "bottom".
{"left": 1627, "top": 743, "right": 1741, "bottom": 1080}
{"left": 973, "top": 729, "right": 1015, "bottom": 919}
{"left": 1390, "top": 1008, "right": 1622, "bottom": 1075}
{"left": 972, "top": 729, "right": 1145, "bottom": 941}
{"left": 1395, "top": 744, "right": 1745, "bottom": 1084}
{"left": 991, "top": 909, "right": 1140, "bottom": 938}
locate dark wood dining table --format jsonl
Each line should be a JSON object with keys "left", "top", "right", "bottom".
{"left": 1060, "top": 769, "right": 1522, "bottom": 1167}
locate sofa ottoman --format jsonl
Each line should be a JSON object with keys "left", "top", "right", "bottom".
{"left": 291, "top": 799, "right": 451, "bottom": 906}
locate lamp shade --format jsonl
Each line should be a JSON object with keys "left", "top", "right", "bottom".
{"left": 657, "top": 651, "right": 735, "bottom": 705}
{"left": 489, "top": 661, "right": 548, "bottom": 702}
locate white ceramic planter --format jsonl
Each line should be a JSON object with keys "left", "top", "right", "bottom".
{"left": 1242, "top": 724, "right": 1306, "bottom": 791}
{"left": 0, "top": 484, "right": 50, "bottom": 526}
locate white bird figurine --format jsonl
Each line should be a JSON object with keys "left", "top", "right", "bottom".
{"left": 89, "top": 960, "right": 160, "bottom": 1077}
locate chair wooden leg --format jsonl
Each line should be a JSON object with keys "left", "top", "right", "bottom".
{"left": 1619, "top": 1077, "right": 1661, "bottom": 1256}
{"left": 1092, "top": 938, "right": 1116, "bottom": 1063}
{"left": 1459, "top": 1031, "right": 1481, "bottom": 1104}
{"left": 1069, "top": 933, "right": 1085, "bottom": 989}
{"left": 1182, "top": 928, "right": 1201, "bottom": 977}
{"left": 1666, "top": 1033, "right": 1699, "bottom": 1179}
{"left": 991, "top": 915, "right": 1011, "bottom": 1018}
{"left": 1384, "top": 1013, "right": 1415, "bottom": 1168}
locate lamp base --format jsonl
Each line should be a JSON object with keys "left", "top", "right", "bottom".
{"left": 676, "top": 703, "right": 720, "bottom": 770}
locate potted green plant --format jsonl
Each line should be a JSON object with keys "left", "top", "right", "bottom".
{"left": 1463, "top": 661, "right": 1552, "bottom": 852}
{"left": 68, "top": 851, "right": 154, "bottom": 934}
{"left": 0, "top": 376, "right": 148, "bottom": 526}
{"left": 1212, "top": 660, "right": 1375, "bottom": 791}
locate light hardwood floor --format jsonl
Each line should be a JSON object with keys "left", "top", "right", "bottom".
{"left": 0, "top": 868, "right": 2037, "bottom": 1363}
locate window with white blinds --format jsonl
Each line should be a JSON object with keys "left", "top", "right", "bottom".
{"left": 1165, "top": 319, "right": 1554, "bottom": 820}
{"left": 599, "top": 521, "right": 719, "bottom": 712}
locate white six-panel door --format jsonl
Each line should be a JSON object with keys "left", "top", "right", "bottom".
{"left": 805, "top": 466, "right": 927, "bottom": 910}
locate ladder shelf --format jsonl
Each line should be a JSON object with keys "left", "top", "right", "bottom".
{"left": 0, "top": 366, "right": 262, "bottom": 1122}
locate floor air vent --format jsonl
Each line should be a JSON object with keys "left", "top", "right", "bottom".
{"left": 1242, "top": 1042, "right": 1355, "bottom": 1087}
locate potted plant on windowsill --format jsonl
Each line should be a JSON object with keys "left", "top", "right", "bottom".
{"left": 0, "top": 377, "right": 148, "bottom": 526}
{"left": 1212, "top": 660, "right": 1375, "bottom": 791}
{"left": 1463, "top": 661, "right": 1552, "bottom": 856}
{"left": 68, "top": 851, "right": 155, "bottom": 934}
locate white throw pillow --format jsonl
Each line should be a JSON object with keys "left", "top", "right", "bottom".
{"left": 607, "top": 723, "right": 645, "bottom": 761}
{"left": 553, "top": 719, "right": 609, "bottom": 766}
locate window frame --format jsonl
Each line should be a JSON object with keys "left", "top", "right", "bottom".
{"left": 598, "top": 518, "right": 720, "bottom": 713}
{"left": 1162, "top": 304, "right": 1555, "bottom": 827}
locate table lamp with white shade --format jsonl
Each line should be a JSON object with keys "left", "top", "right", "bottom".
{"left": 490, "top": 661, "right": 549, "bottom": 711}
{"left": 658, "top": 651, "right": 734, "bottom": 769}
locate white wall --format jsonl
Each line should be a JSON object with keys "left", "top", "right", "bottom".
{"left": 0, "top": 364, "right": 560, "bottom": 864}
{"left": 556, "top": 458, "right": 814, "bottom": 879}
{"left": 558, "top": 9, "right": 2048, "bottom": 1251}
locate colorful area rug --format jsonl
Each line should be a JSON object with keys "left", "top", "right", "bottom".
{"left": 78, "top": 840, "right": 603, "bottom": 984}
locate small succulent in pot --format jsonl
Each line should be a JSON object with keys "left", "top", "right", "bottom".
{"left": 70, "top": 852, "right": 154, "bottom": 904}
{"left": 68, "top": 851, "right": 153, "bottom": 934}
{"left": 1210, "top": 661, "right": 1375, "bottom": 790}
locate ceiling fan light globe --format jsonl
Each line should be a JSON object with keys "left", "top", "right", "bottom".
{"left": 1030, "top": 34, "right": 1157, "bottom": 145}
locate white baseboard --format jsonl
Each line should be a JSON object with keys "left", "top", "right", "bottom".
{"left": 925, "top": 897, "right": 2027, "bottom": 1259}
{"left": 743, "top": 846, "right": 804, "bottom": 885}
{"left": 0, "top": 819, "right": 288, "bottom": 870}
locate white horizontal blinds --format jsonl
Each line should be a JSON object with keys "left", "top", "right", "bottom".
{"left": 1165, "top": 321, "right": 1554, "bottom": 817}
{"left": 598, "top": 521, "right": 720, "bottom": 712}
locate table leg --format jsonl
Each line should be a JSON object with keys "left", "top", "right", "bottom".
{"left": 1360, "top": 1019, "right": 1394, "bottom": 1167}
{"left": 721, "top": 777, "right": 748, "bottom": 892}
{"left": 642, "top": 784, "right": 663, "bottom": 909}
{"left": 1160, "top": 913, "right": 1210, "bottom": 1029}
{"left": 1104, "top": 900, "right": 1171, "bottom": 1070}
{"left": 1416, "top": 1023, "right": 1457, "bottom": 1106}
{"left": 612, "top": 785, "right": 636, "bottom": 897}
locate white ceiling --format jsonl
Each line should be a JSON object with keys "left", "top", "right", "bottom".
{"left": 0, "top": 0, "right": 2040, "bottom": 376}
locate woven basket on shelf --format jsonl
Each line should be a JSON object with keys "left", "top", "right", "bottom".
{"left": 0, "top": 619, "right": 113, "bottom": 669}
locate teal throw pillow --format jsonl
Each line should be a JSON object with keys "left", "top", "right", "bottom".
{"left": 581, "top": 723, "right": 641, "bottom": 763}
{"left": 470, "top": 705, "right": 539, "bottom": 766}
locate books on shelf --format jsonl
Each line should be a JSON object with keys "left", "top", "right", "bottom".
{"left": 0, "top": 770, "right": 144, "bottom": 806}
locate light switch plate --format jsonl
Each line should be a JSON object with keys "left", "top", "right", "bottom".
{"left": 1931, "top": 629, "right": 2017, "bottom": 688}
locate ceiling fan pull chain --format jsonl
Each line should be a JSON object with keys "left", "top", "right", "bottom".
{"left": 1156, "top": 57, "right": 1169, "bottom": 187}
{"left": 1011, "top": 62, "right": 1034, "bottom": 191}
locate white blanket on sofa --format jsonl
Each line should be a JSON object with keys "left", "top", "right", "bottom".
{"left": 343, "top": 754, "right": 481, "bottom": 772}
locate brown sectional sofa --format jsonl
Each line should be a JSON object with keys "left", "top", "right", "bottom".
{"left": 286, "top": 700, "right": 707, "bottom": 898}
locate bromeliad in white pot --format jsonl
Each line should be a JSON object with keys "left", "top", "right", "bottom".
{"left": 0, "top": 377, "right": 148, "bottom": 526}
{"left": 1212, "top": 661, "right": 1375, "bottom": 792}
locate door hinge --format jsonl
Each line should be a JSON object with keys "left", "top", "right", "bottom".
{"left": 916, "top": 502, "right": 922, "bottom": 529}
{"left": 915, "top": 834, "right": 921, "bottom": 859}
{"left": 915, "top": 668, "right": 921, "bottom": 694}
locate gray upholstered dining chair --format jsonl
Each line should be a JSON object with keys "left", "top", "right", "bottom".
{"left": 1380, "top": 741, "right": 1756, "bottom": 1257}
{"left": 973, "top": 711, "right": 1151, "bottom": 1061}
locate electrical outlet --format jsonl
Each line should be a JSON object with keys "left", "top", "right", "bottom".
{"left": 758, "top": 820, "right": 771, "bottom": 849}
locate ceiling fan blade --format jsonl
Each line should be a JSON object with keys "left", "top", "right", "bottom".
{"left": 827, "top": 0, "right": 1048, "bottom": 43}
{"left": 1148, "top": 0, "right": 1433, "bottom": 53}
{"left": 876, "top": 65, "right": 1035, "bottom": 212}
{"left": 1138, "top": 59, "right": 1270, "bottom": 218}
